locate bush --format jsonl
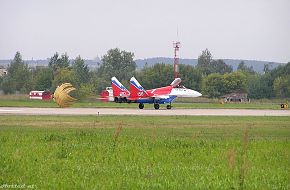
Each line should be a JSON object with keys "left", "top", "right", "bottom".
{"left": 76, "top": 84, "right": 94, "bottom": 100}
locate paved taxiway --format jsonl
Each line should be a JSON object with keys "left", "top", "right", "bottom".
{"left": 0, "top": 107, "right": 290, "bottom": 116}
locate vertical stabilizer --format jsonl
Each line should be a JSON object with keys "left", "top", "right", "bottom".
{"left": 129, "top": 77, "right": 148, "bottom": 98}
{"left": 111, "top": 77, "right": 129, "bottom": 97}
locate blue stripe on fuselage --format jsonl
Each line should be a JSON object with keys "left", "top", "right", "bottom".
{"left": 136, "top": 96, "right": 177, "bottom": 104}
{"left": 112, "top": 80, "right": 127, "bottom": 91}
{"left": 130, "top": 80, "right": 145, "bottom": 91}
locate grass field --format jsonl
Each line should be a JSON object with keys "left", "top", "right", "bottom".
{"left": 0, "top": 115, "right": 289, "bottom": 189}
{"left": 0, "top": 98, "right": 285, "bottom": 109}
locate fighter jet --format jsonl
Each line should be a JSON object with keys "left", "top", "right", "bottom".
{"left": 111, "top": 76, "right": 202, "bottom": 109}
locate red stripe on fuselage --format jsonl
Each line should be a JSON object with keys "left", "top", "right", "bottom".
{"left": 147, "top": 86, "right": 173, "bottom": 96}
{"left": 130, "top": 84, "right": 173, "bottom": 99}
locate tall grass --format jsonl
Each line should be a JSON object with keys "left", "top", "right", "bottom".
{"left": 0, "top": 115, "right": 289, "bottom": 189}
{"left": 113, "top": 123, "right": 123, "bottom": 146}
{"left": 239, "top": 128, "right": 249, "bottom": 190}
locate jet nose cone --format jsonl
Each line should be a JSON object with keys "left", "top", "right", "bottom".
{"left": 196, "top": 91, "right": 202, "bottom": 97}
{"left": 189, "top": 90, "right": 202, "bottom": 97}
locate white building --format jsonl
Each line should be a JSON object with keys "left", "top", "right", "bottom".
{"left": 0, "top": 69, "right": 8, "bottom": 77}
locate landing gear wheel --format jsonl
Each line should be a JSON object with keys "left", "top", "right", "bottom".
{"left": 166, "top": 105, "right": 172, "bottom": 109}
{"left": 139, "top": 103, "right": 144, "bottom": 109}
{"left": 154, "top": 103, "right": 160, "bottom": 110}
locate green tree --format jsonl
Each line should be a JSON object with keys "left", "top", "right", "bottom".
{"left": 223, "top": 72, "right": 247, "bottom": 94}
{"left": 98, "top": 48, "right": 136, "bottom": 81}
{"left": 273, "top": 76, "right": 290, "bottom": 98}
{"left": 3, "top": 52, "right": 32, "bottom": 93}
{"left": 48, "top": 52, "right": 70, "bottom": 74}
{"left": 263, "top": 63, "right": 273, "bottom": 74}
{"left": 92, "top": 76, "right": 111, "bottom": 94}
{"left": 196, "top": 49, "right": 232, "bottom": 75}
{"left": 196, "top": 49, "right": 213, "bottom": 75}
{"left": 52, "top": 68, "right": 75, "bottom": 90}
{"left": 211, "top": 59, "right": 233, "bottom": 74}
{"left": 179, "top": 64, "right": 202, "bottom": 90}
{"left": 202, "top": 71, "right": 247, "bottom": 98}
{"left": 270, "top": 62, "right": 290, "bottom": 81}
{"left": 76, "top": 83, "right": 94, "bottom": 99}
{"left": 33, "top": 67, "right": 53, "bottom": 91}
{"left": 136, "top": 63, "right": 173, "bottom": 89}
{"left": 0, "top": 76, "right": 3, "bottom": 88}
{"left": 72, "top": 56, "right": 90, "bottom": 88}
{"left": 201, "top": 73, "right": 225, "bottom": 98}
{"left": 248, "top": 74, "right": 274, "bottom": 99}
{"left": 237, "top": 61, "right": 255, "bottom": 74}
{"left": 261, "top": 62, "right": 290, "bottom": 98}
{"left": 0, "top": 76, "right": 14, "bottom": 94}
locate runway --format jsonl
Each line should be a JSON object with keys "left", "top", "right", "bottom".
{"left": 0, "top": 107, "right": 290, "bottom": 116}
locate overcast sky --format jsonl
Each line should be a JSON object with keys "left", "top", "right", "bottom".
{"left": 0, "top": 0, "right": 289, "bottom": 62}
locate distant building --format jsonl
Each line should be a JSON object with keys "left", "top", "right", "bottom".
{"left": 0, "top": 68, "right": 8, "bottom": 77}
{"left": 222, "top": 92, "right": 249, "bottom": 103}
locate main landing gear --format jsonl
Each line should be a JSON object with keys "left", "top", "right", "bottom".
{"left": 154, "top": 103, "right": 160, "bottom": 110}
{"left": 114, "top": 97, "right": 127, "bottom": 103}
{"left": 138, "top": 103, "right": 172, "bottom": 110}
{"left": 138, "top": 103, "right": 160, "bottom": 110}
{"left": 166, "top": 102, "right": 172, "bottom": 109}
{"left": 139, "top": 103, "right": 144, "bottom": 109}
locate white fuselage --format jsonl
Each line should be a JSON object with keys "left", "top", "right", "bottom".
{"left": 169, "top": 87, "right": 202, "bottom": 98}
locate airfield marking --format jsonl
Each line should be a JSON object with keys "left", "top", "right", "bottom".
{"left": 0, "top": 107, "right": 290, "bottom": 116}
{"left": 0, "top": 109, "right": 22, "bottom": 112}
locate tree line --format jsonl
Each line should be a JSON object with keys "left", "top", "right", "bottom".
{"left": 0, "top": 48, "right": 289, "bottom": 99}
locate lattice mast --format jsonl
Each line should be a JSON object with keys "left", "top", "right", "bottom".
{"left": 173, "top": 41, "right": 181, "bottom": 78}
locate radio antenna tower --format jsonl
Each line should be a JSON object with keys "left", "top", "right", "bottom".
{"left": 173, "top": 41, "right": 181, "bottom": 78}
